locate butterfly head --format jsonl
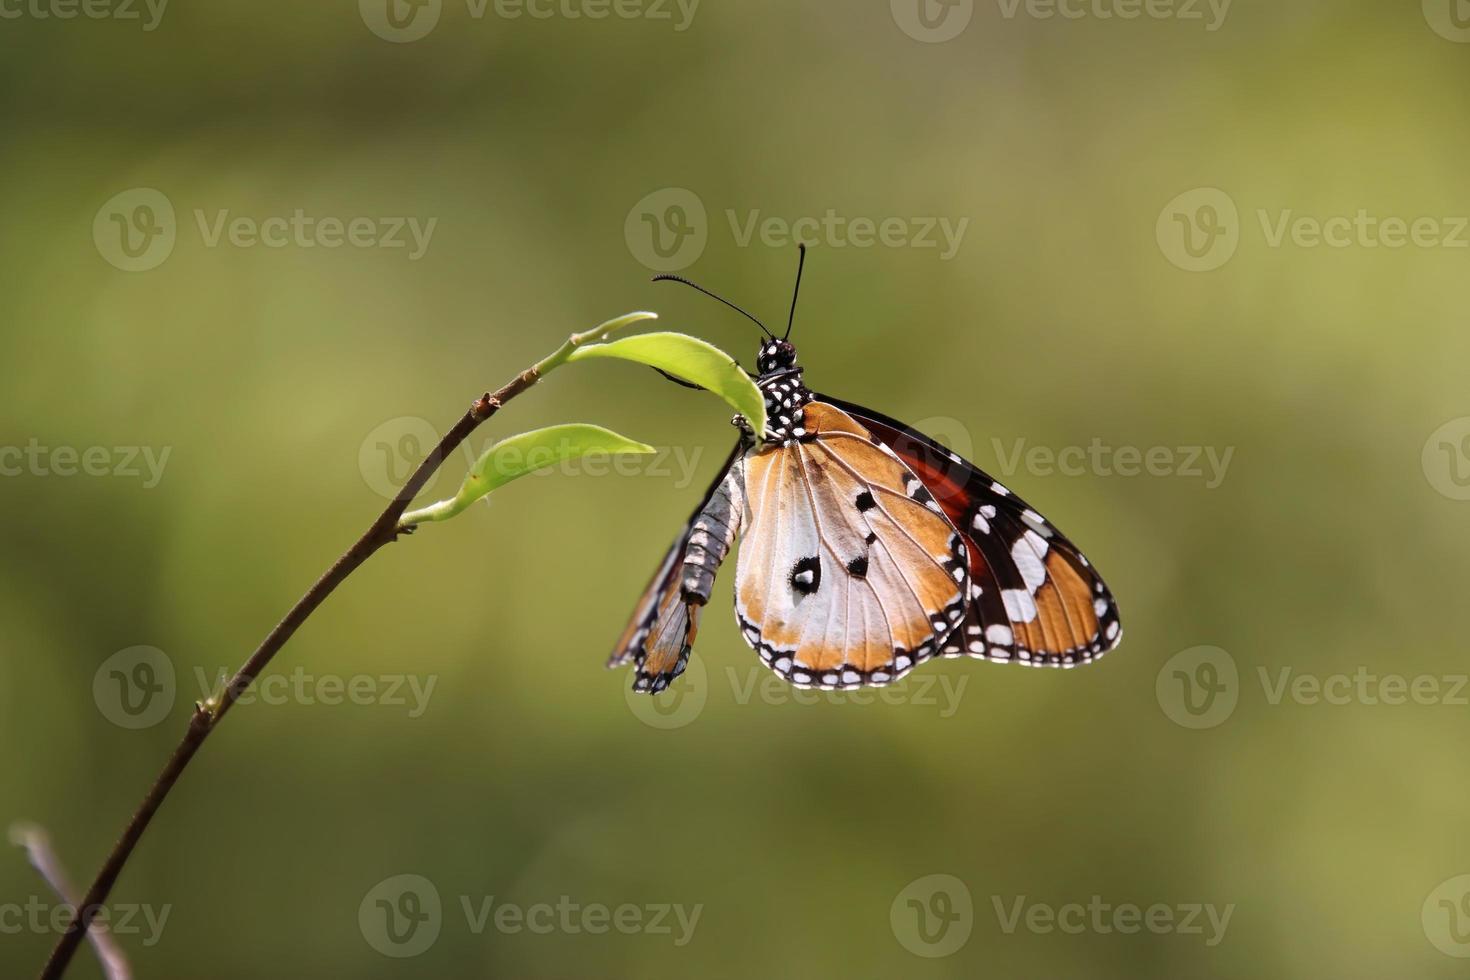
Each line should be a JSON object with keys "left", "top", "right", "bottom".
{"left": 756, "top": 338, "right": 798, "bottom": 377}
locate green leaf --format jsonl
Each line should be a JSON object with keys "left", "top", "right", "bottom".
{"left": 568, "top": 331, "right": 767, "bottom": 435}
{"left": 400, "top": 424, "right": 655, "bottom": 527}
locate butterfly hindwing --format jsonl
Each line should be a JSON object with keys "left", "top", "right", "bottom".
{"left": 824, "top": 396, "right": 1123, "bottom": 668}
{"left": 733, "top": 401, "right": 969, "bottom": 690}
{"left": 610, "top": 443, "right": 743, "bottom": 693}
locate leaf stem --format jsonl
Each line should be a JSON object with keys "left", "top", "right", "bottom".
{"left": 37, "top": 312, "right": 656, "bottom": 980}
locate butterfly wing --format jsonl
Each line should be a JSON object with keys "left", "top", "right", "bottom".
{"left": 734, "top": 401, "right": 969, "bottom": 690}
{"left": 610, "top": 442, "right": 743, "bottom": 693}
{"left": 822, "top": 396, "right": 1123, "bottom": 668}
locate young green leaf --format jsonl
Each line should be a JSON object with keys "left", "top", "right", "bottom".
{"left": 567, "top": 331, "right": 767, "bottom": 435}
{"left": 400, "top": 423, "right": 655, "bottom": 527}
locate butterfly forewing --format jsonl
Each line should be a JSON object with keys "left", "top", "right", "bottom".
{"left": 824, "top": 397, "right": 1123, "bottom": 668}
{"left": 734, "top": 402, "right": 969, "bottom": 690}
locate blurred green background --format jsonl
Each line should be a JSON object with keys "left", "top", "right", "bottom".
{"left": 4, "top": 1, "right": 1470, "bottom": 976}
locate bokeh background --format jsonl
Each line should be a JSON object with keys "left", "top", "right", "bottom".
{"left": 4, "top": 1, "right": 1470, "bottom": 976}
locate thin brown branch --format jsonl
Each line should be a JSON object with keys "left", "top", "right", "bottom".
{"left": 38, "top": 312, "right": 653, "bottom": 979}
{"left": 11, "top": 823, "right": 131, "bottom": 980}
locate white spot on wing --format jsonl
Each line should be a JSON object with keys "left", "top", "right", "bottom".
{"left": 1001, "top": 589, "right": 1038, "bottom": 623}
{"left": 1010, "top": 530, "right": 1050, "bottom": 593}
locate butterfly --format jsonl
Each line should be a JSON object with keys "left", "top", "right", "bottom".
{"left": 610, "top": 246, "right": 1122, "bottom": 694}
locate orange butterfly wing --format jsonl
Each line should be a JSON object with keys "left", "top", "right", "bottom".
{"left": 825, "top": 397, "right": 1123, "bottom": 668}
{"left": 733, "top": 402, "right": 969, "bottom": 689}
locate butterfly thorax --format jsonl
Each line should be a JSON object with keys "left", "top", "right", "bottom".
{"left": 754, "top": 339, "right": 814, "bottom": 445}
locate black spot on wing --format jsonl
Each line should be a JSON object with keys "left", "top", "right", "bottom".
{"left": 790, "top": 555, "right": 822, "bottom": 596}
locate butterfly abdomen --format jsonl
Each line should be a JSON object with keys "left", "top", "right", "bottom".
{"left": 679, "top": 459, "right": 746, "bottom": 606}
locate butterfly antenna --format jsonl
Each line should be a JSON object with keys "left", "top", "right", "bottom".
{"left": 784, "top": 243, "right": 807, "bottom": 341}
{"left": 651, "top": 274, "right": 776, "bottom": 339}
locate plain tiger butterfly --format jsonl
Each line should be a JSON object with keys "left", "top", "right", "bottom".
{"left": 610, "top": 246, "right": 1122, "bottom": 693}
